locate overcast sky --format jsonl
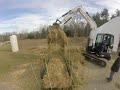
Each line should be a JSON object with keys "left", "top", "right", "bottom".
{"left": 0, "top": 0, "right": 120, "bottom": 33}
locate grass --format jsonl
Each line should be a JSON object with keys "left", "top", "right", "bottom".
{"left": 0, "top": 43, "right": 38, "bottom": 74}
{"left": 0, "top": 38, "right": 86, "bottom": 90}
{"left": 0, "top": 39, "right": 47, "bottom": 90}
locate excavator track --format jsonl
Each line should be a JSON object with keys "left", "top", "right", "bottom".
{"left": 83, "top": 52, "right": 106, "bottom": 67}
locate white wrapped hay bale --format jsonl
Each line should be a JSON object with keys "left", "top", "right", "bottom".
{"left": 10, "top": 35, "right": 19, "bottom": 52}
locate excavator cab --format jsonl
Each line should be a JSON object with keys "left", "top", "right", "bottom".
{"left": 94, "top": 34, "right": 114, "bottom": 60}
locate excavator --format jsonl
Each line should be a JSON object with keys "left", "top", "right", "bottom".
{"left": 54, "top": 6, "right": 115, "bottom": 67}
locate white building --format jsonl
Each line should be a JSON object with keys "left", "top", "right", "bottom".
{"left": 96, "top": 17, "right": 120, "bottom": 52}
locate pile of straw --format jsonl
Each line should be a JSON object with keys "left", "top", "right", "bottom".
{"left": 47, "top": 23, "right": 68, "bottom": 50}
{"left": 43, "top": 58, "right": 72, "bottom": 88}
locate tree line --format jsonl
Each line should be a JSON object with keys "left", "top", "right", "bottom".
{"left": 0, "top": 27, "right": 48, "bottom": 41}
{"left": 63, "top": 8, "right": 120, "bottom": 37}
{"left": 0, "top": 8, "right": 120, "bottom": 42}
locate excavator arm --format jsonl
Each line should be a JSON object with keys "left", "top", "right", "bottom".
{"left": 55, "top": 6, "right": 97, "bottom": 31}
{"left": 55, "top": 6, "right": 109, "bottom": 67}
{"left": 55, "top": 6, "right": 97, "bottom": 47}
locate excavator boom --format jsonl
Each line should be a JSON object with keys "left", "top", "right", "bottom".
{"left": 54, "top": 6, "right": 111, "bottom": 67}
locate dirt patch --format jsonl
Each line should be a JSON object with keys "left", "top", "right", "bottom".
{"left": 115, "top": 82, "right": 120, "bottom": 89}
{"left": 10, "top": 63, "right": 30, "bottom": 81}
{"left": 11, "top": 69, "right": 26, "bottom": 80}
{"left": 0, "top": 82, "right": 21, "bottom": 90}
{"left": 0, "top": 63, "right": 30, "bottom": 90}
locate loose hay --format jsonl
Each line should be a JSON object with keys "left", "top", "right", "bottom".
{"left": 26, "top": 37, "right": 87, "bottom": 89}
{"left": 65, "top": 46, "right": 86, "bottom": 86}
{"left": 43, "top": 58, "right": 72, "bottom": 88}
{"left": 47, "top": 23, "right": 68, "bottom": 51}
{"left": 42, "top": 45, "right": 86, "bottom": 89}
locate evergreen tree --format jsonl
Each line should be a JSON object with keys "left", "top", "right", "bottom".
{"left": 116, "top": 9, "right": 120, "bottom": 16}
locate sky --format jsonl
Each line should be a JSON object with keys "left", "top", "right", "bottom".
{"left": 0, "top": 0, "right": 120, "bottom": 33}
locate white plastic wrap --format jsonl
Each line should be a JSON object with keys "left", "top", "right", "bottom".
{"left": 10, "top": 35, "right": 19, "bottom": 52}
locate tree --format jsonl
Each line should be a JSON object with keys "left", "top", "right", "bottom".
{"left": 111, "top": 9, "right": 120, "bottom": 19}
{"left": 40, "top": 28, "right": 47, "bottom": 39}
{"left": 111, "top": 14, "right": 116, "bottom": 19}
{"left": 101, "top": 8, "right": 109, "bottom": 20}
{"left": 27, "top": 32, "right": 35, "bottom": 39}
{"left": 100, "top": 8, "right": 109, "bottom": 24}
{"left": 35, "top": 31, "right": 41, "bottom": 39}
{"left": 116, "top": 9, "right": 120, "bottom": 16}
{"left": 63, "top": 25, "right": 72, "bottom": 37}
{"left": 92, "top": 12, "right": 103, "bottom": 27}
{"left": 84, "top": 23, "right": 90, "bottom": 37}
